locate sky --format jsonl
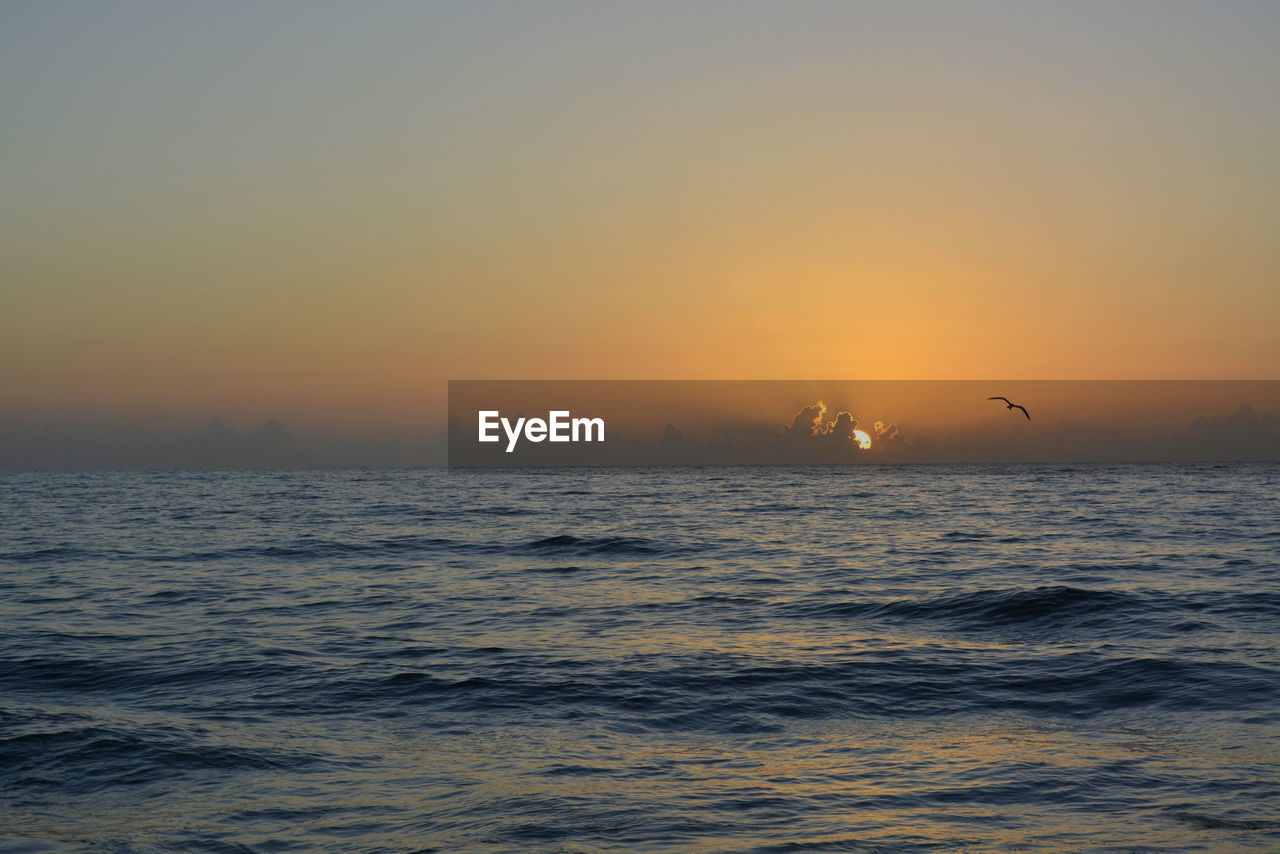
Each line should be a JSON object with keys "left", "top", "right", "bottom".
{"left": 2, "top": 2, "right": 1278, "bottom": 465}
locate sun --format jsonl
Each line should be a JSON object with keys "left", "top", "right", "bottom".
{"left": 852, "top": 429, "right": 872, "bottom": 450}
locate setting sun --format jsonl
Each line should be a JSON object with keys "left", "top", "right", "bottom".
{"left": 853, "top": 429, "right": 872, "bottom": 450}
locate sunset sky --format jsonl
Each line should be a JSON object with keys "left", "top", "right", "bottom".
{"left": 2, "top": 2, "right": 1278, "bottom": 463}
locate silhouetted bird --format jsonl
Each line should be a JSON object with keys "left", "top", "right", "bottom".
{"left": 988, "top": 396, "right": 1030, "bottom": 419}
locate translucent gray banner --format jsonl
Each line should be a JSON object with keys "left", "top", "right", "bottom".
{"left": 448, "top": 381, "right": 1280, "bottom": 466}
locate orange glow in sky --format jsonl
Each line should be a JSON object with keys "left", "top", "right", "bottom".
{"left": 2, "top": 3, "right": 1277, "bottom": 448}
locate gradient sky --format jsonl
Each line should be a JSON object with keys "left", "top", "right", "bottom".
{"left": 2, "top": 1, "right": 1278, "bottom": 454}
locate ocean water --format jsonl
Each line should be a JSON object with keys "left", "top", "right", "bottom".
{"left": 1, "top": 465, "right": 1278, "bottom": 853}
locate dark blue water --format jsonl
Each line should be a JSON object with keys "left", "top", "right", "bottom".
{"left": 2, "top": 465, "right": 1278, "bottom": 852}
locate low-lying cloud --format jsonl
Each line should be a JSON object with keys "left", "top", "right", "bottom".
{"left": 1, "top": 416, "right": 446, "bottom": 469}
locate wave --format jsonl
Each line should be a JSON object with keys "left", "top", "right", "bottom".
{"left": 0, "top": 724, "right": 319, "bottom": 794}
{"left": 521, "top": 534, "right": 669, "bottom": 556}
{"left": 299, "top": 648, "right": 1280, "bottom": 729}
{"left": 778, "top": 585, "right": 1266, "bottom": 637}
{"left": 1168, "top": 811, "right": 1280, "bottom": 831}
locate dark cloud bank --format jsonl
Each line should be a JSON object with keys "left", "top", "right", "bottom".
{"left": 0, "top": 417, "right": 447, "bottom": 469}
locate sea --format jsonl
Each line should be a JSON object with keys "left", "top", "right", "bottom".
{"left": 1, "top": 464, "right": 1278, "bottom": 853}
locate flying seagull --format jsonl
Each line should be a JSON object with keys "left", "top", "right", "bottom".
{"left": 988, "top": 396, "right": 1030, "bottom": 420}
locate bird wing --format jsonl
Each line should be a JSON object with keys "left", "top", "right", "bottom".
{"left": 1013, "top": 405, "right": 1030, "bottom": 419}
{"left": 988, "top": 396, "right": 1011, "bottom": 404}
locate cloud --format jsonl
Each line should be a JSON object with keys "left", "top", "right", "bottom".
{"left": 243, "top": 418, "right": 294, "bottom": 454}
{"left": 1188, "top": 403, "right": 1277, "bottom": 439}
{"left": 783, "top": 402, "right": 827, "bottom": 437}
{"left": 1185, "top": 404, "right": 1280, "bottom": 459}
{"left": 783, "top": 401, "right": 865, "bottom": 444}
{"left": 199, "top": 416, "right": 239, "bottom": 443}
{"left": 179, "top": 417, "right": 297, "bottom": 466}
{"left": 873, "top": 419, "right": 906, "bottom": 451}
{"left": 0, "top": 415, "right": 445, "bottom": 469}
